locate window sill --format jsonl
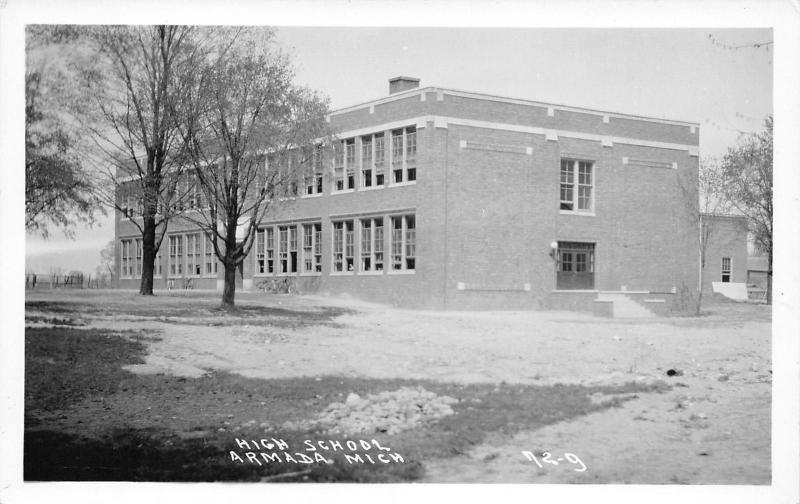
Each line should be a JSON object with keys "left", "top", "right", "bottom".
{"left": 388, "top": 181, "right": 417, "bottom": 188}
{"left": 299, "top": 272, "right": 322, "bottom": 277}
{"left": 387, "top": 269, "right": 416, "bottom": 275}
{"left": 330, "top": 271, "right": 355, "bottom": 276}
{"left": 358, "top": 185, "right": 385, "bottom": 192}
{"left": 559, "top": 210, "right": 595, "bottom": 217}
{"left": 357, "top": 270, "right": 385, "bottom": 276}
{"left": 301, "top": 193, "right": 323, "bottom": 199}
{"left": 331, "top": 189, "right": 355, "bottom": 196}
{"left": 551, "top": 289, "right": 599, "bottom": 293}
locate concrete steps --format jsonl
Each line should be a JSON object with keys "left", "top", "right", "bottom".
{"left": 595, "top": 292, "right": 656, "bottom": 318}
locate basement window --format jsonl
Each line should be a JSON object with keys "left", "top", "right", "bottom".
{"left": 721, "top": 257, "right": 731, "bottom": 282}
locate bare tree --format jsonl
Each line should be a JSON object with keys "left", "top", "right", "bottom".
{"left": 73, "top": 25, "right": 200, "bottom": 295}
{"left": 176, "top": 28, "right": 330, "bottom": 307}
{"left": 720, "top": 116, "right": 773, "bottom": 304}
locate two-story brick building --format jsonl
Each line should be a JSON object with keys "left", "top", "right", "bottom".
{"left": 116, "top": 77, "right": 702, "bottom": 313}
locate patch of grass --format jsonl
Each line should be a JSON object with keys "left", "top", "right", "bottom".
{"left": 25, "top": 314, "right": 85, "bottom": 326}
{"left": 25, "top": 327, "right": 147, "bottom": 412}
{"left": 26, "top": 299, "right": 352, "bottom": 328}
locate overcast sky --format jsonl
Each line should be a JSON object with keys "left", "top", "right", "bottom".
{"left": 24, "top": 27, "right": 773, "bottom": 273}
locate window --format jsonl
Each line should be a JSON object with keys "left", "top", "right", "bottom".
{"left": 374, "top": 133, "right": 385, "bottom": 186}
{"left": 120, "top": 239, "right": 132, "bottom": 278}
{"left": 276, "top": 225, "right": 298, "bottom": 274}
{"left": 556, "top": 242, "right": 595, "bottom": 290}
{"left": 392, "top": 129, "right": 404, "bottom": 183}
{"left": 345, "top": 139, "right": 356, "bottom": 189}
{"left": 186, "top": 233, "right": 201, "bottom": 276}
{"left": 168, "top": 235, "right": 184, "bottom": 277}
{"left": 155, "top": 248, "right": 163, "bottom": 277}
{"left": 305, "top": 144, "right": 324, "bottom": 195}
{"left": 406, "top": 127, "right": 417, "bottom": 182}
{"left": 360, "top": 217, "right": 385, "bottom": 272}
{"left": 254, "top": 227, "right": 274, "bottom": 274}
{"left": 361, "top": 135, "right": 373, "bottom": 188}
{"left": 390, "top": 214, "right": 416, "bottom": 271}
{"left": 721, "top": 257, "right": 732, "bottom": 282}
{"left": 135, "top": 239, "right": 142, "bottom": 277}
{"left": 333, "top": 141, "right": 345, "bottom": 191}
{"left": 204, "top": 233, "right": 218, "bottom": 276}
{"left": 302, "top": 223, "right": 322, "bottom": 273}
{"left": 560, "top": 159, "right": 593, "bottom": 212}
{"left": 391, "top": 127, "right": 416, "bottom": 184}
{"left": 332, "top": 220, "right": 355, "bottom": 272}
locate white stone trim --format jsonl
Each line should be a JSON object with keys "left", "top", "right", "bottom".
{"left": 369, "top": 105, "right": 374, "bottom": 114}
{"left": 525, "top": 147, "right": 533, "bottom": 155}
{"left": 436, "top": 90, "right": 444, "bottom": 101}
{"left": 547, "top": 106, "right": 555, "bottom": 117}
{"left": 602, "top": 115, "right": 610, "bottom": 124}
{"left": 601, "top": 136, "right": 613, "bottom": 147}
{"left": 333, "top": 115, "right": 699, "bottom": 154}
{"left": 420, "top": 92, "right": 426, "bottom": 102}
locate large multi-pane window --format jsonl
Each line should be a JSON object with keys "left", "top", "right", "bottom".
{"left": 254, "top": 228, "right": 275, "bottom": 274}
{"left": 345, "top": 139, "right": 356, "bottom": 189}
{"left": 120, "top": 239, "right": 133, "bottom": 278}
{"left": 204, "top": 233, "right": 218, "bottom": 276}
{"left": 361, "top": 135, "right": 373, "bottom": 188}
{"left": 303, "top": 223, "right": 323, "bottom": 273}
{"left": 186, "top": 233, "right": 201, "bottom": 276}
{"left": 135, "top": 239, "right": 143, "bottom": 277}
{"left": 391, "top": 127, "right": 417, "bottom": 184}
{"left": 333, "top": 142, "right": 345, "bottom": 191}
{"left": 392, "top": 129, "right": 404, "bottom": 183}
{"left": 155, "top": 248, "right": 163, "bottom": 277}
{"left": 168, "top": 235, "right": 184, "bottom": 276}
{"left": 560, "top": 159, "right": 593, "bottom": 212}
{"left": 277, "top": 225, "right": 298, "bottom": 274}
{"left": 305, "top": 145, "right": 324, "bottom": 196}
{"left": 360, "top": 217, "right": 385, "bottom": 272}
{"left": 332, "top": 220, "right": 355, "bottom": 272}
{"left": 390, "top": 214, "right": 416, "bottom": 271}
{"left": 374, "top": 133, "right": 385, "bottom": 186}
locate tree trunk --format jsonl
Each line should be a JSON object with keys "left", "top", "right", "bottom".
{"left": 222, "top": 260, "right": 237, "bottom": 307}
{"left": 139, "top": 214, "right": 157, "bottom": 295}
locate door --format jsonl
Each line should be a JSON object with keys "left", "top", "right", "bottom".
{"left": 556, "top": 241, "right": 595, "bottom": 290}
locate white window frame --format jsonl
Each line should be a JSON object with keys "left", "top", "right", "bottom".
{"left": 721, "top": 256, "right": 732, "bottom": 282}
{"left": 168, "top": 234, "right": 184, "bottom": 278}
{"left": 389, "top": 214, "right": 416, "bottom": 274}
{"left": 390, "top": 126, "right": 417, "bottom": 186}
{"left": 186, "top": 233, "right": 202, "bottom": 277}
{"left": 134, "top": 238, "right": 142, "bottom": 277}
{"left": 332, "top": 220, "right": 355, "bottom": 274}
{"left": 204, "top": 233, "right": 218, "bottom": 277}
{"left": 560, "top": 158, "right": 595, "bottom": 215}
{"left": 358, "top": 217, "right": 385, "bottom": 274}
{"left": 301, "top": 222, "right": 323, "bottom": 275}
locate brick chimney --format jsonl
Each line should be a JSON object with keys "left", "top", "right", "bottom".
{"left": 389, "top": 76, "right": 420, "bottom": 94}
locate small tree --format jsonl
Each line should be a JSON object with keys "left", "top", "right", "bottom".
{"left": 720, "top": 116, "right": 773, "bottom": 304}
{"left": 177, "top": 28, "right": 329, "bottom": 308}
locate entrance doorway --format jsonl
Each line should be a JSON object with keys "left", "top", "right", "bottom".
{"left": 556, "top": 241, "right": 595, "bottom": 290}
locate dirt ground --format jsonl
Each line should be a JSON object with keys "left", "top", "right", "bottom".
{"left": 24, "top": 289, "right": 771, "bottom": 484}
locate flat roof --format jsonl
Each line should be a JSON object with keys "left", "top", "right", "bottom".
{"left": 331, "top": 85, "right": 700, "bottom": 128}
